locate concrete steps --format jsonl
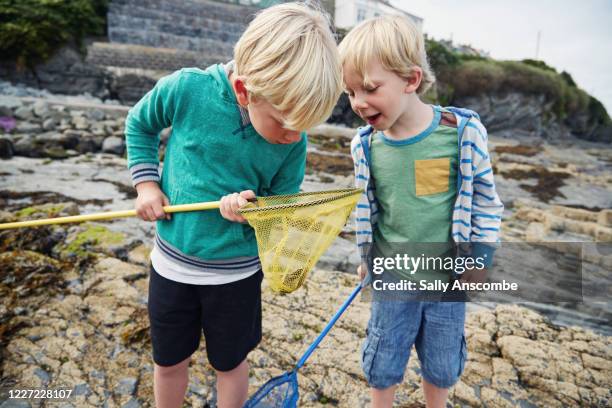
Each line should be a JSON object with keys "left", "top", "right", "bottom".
{"left": 86, "top": 42, "right": 226, "bottom": 72}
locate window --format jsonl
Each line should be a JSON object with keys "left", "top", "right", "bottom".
{"left": 357, "top": 8, "right": 366, "bottom": 22}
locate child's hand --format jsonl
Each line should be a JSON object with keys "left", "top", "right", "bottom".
{"left": 459, "top": 267, "right": 487, "bottom": 284}
{"left": 135, "top": 181, "right": 171, "bottom": 221}
{"left": 357, "top": 264, "right": 367, "bottom": 281}
{"left": 220, "top": 190, "right": 255, "bottom": 223}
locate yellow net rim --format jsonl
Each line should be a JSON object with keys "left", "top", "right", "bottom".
{"left": 238, "top": 188, "right": 362, "bottom": 214}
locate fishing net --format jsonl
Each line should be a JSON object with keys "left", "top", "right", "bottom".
{"left": 243, "top": 371, "right": 299, "bottom": 408}
{"left": 0, "top": 187, "right": 362, "bottom": 295}
{"left": 239, "top": 188, "right": 361, "bottom": 293}
{"left": 243, "top": 281, "right": 365, "bottom": 407}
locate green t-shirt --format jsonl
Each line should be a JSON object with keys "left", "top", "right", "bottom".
{"left": 371, "top": 106, "right": 458, "bottom": 281}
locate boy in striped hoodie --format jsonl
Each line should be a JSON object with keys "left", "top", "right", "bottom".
{"left": 339, "top": 16, "right": 503, "bottom": 408}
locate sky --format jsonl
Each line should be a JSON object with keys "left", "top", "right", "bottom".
{"left": 390, "top": 0, "right": 612, "bottom": 115}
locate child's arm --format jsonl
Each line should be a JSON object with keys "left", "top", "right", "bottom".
{"left": 125, "top": 71, "right": 182, "bottom": 221}
{"left": 350, "top": 133, "right": 370, "bottom": 280}
{"left": 468, "top": 121, "right": 504, "bottom": 265}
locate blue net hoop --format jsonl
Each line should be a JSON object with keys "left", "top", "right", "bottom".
{"left": 244, "top": 282, "right": 365, "bottom": 407}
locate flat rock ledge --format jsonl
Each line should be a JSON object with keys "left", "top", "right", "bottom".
{"left": 1, "top": 252, "right": 610, "bottom": 407}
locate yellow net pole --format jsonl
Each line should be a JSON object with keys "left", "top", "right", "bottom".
{"left": 0, "top": 201, "right": 221, "bottom": 230}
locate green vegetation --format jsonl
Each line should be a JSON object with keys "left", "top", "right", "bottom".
{"left": 16, "top": 203, "right": 68, "bottom": 218}
{"left": 426, "top": 39, "right": 610, "bottom": 127}
{"left": 0, "top": 0, "right": 108, "bottom": 68}
{"left": 521, "top": 58, "right": 557, "bottom": 73}
{"left": 425, "top": 38, "right": 459, "bottom": 71}
{"left": 61, "top": 223, "right": 125, "bottom": 258}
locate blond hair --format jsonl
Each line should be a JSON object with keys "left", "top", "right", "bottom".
{"left": 338, "top": 15, "right": 435, "bottom": 95}
{"left": 234, "top": 2, "right": 342, "bottom": 131}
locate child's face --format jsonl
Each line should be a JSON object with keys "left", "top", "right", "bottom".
{"left": 231, "top": 74, "right": 302, "bottom": 144}
{"left": 248, "top": 97, "right": 302, "bottom": 145}
{"left": 343, "top": 60, "right": 411, "bottom": 131}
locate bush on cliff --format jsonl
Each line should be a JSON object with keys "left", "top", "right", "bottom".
{"left": 433, "top": 51, "right": 609, "bottom": 131}
{"left": 328, "top": 36, "right": 610, "bottom": 137}
{"left": 0, "top": 0, "right": 108, "bottom": 69}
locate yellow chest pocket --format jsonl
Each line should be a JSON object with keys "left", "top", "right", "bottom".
{"left": 414, "top": 158, "right": 451, "bottom": 196}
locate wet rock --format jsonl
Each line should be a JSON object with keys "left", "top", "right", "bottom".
{"left": 73, "top": 382, "right": 91, "bottom": 397}
{"left": 598, "top": 209, "right": 612, "bottom": 227}
{"left": 32, "top": 101, "right": 50, "bottom": 118}
{"left": 453, "top": 381, "right": 481, "bottom": 406}
{"left": 76, "top": 138, "right": 98, "bottom": 154}
{"left": 0, "top": 95, "right": 23, "bottom": 109}
{"left": 102, "top": 136, "right": 125, "bottom": 155}
{"left": 0, "top": 399, "right": 32, "bottom": 407}
{"left": 42, "top": 146, "right": 70, "bottom": 159}
{"left": 308, "top": 123, "right": 355, "bottom": 140}
{"left": 14, "top": 106, "right": 34, "bottom": 121}
{"left": 72, "top": 116, "right": 89, "bottom": 130}
{"left": 525, "top": 221, "right": 546, "bottom": 241}
{"left": 88, "top": 109, "right": 106, "bottom": 122}
{"left": 15, "top": 121, "right": 42, "bottom": 134}
{"left": 12, "top": 135, "right": 41, "bottom": 157}
{"left": 69, "top": 109, "right": 86, "bottom": 118}
{"left": 42, "top": 117, "right": 57, "bottom": 131}
{"left": 58, "top": 118, "right": 71, "bottom": 129}
{"left": 328, "top": 93, "right": 362, "bottom": 128}
{"left": 119, "top": 307, "right": 150, "bottom": 346}
{"left": 317, "top": 236, "right": 359, "bottom": 272}
{"left": 127, "top": 244, "right": 151, "bottom": 266}
{"left": 35, "top": 131, "right": 76, "bottom": 150}
{"left": 121, "top": 398, "right": 141, "bottom": 408}
{"left": 90, "top": 123, "right": 107, "bottom": 137}
{"left": 0, "top": 105, "right": 13, "bottom": 117}
{"left": 307, "top": 152, "right": 353, "bottom": 176}
{"left": 57, "top": 131, "right": 80, "bottom": 149}
{"left": 0, "top": 137, "right": 14, "bottom": 159}
{"left": 116, "top": 377, "right": 138, "bottom": 396}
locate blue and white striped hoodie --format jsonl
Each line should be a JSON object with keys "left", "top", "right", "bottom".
{"left": 350, "top": 106, "right": 504, "bottom": 269}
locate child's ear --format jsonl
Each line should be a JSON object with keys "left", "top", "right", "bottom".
{"left": 403, "top": 67, "right": 423, "bottom": 94}
{"left": 232, "top": 76, "right": 249, "bottom": 107}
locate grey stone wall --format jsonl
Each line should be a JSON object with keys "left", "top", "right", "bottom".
{"left": 0, "top": 47, "right": 110, "bottom": 100}
{"left": 108, "top": 0, "right": 257, "bottom": 59}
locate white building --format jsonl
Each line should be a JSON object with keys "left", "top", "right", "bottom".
{"left": 335, "top": 0, "right": 423, "bottom": 30}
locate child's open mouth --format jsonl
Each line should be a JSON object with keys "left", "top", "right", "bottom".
{"left": 366, "top": 113, "right": 381, "bottom": 125}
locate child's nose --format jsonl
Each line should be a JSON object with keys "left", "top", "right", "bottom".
{"left": 353, "top": 94, "right": 368, "bottom": 110}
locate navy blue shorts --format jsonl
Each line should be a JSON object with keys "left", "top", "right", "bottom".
{"left": 148, "top": 266, "right": 263, "bottom": 371}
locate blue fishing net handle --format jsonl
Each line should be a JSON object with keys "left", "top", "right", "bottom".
{"left": 295, "top": 277, "right": 369, "bottom": 369}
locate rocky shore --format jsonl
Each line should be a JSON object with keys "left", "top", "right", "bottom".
{"left": 0, "top": 89, "right": 611, "bottom": 407}
{"left": 0, "top": 215, "right": 610, "bottom": 407}
{"left": 0, "top": 95, "right": 129, "bottom": 160}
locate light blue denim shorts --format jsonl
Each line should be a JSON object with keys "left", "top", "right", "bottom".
{"left": 361, "top": 300, "right": 467, "bottom": 389}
